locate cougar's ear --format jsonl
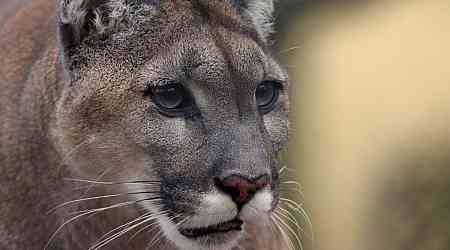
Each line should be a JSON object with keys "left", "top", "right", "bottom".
{"left": 59, "top": 0, "right": 111, "bottom": 48}
{"left": 238, "top": 0, "right": 276, "bottom": 41}
{"left": 57, "top": 0, "right": 134, "bottom": 71}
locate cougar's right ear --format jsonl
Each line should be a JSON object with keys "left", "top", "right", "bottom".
{"left": 58, "top": 0, "right": 131, "bottom": 72}
{"left": 59, "top": 0, "right": 105, "bottom": 51}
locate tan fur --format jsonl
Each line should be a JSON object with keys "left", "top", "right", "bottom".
{"left": 0, "top": 1, "right": 294, "bottom": 249}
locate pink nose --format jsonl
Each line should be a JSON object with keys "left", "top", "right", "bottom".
{"left": 215, "top": 174, "right": 271, "bottom": 205}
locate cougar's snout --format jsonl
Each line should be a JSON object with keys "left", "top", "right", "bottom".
{"left": 215, "top": 174, "right": 271, "bottom": 207}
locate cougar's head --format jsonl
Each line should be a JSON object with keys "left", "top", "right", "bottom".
{"left": 55, "top": 0, "right": 290, "bottom": 249}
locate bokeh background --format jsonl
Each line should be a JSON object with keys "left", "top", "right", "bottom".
{"left": 274, "top": 1, "right": 450, "bottom": 250}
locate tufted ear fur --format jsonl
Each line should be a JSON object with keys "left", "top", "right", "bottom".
{"left": 57, "top": 0, "right": 160, "bottom": 74}
{"left": 57, "top": 0, "right": 125, "bottom": 71}
{"left": 59, "top": 0, "right": 128, "bottom": 47}
{"left": 240, "top": 0, "right": 276, "bottom": 41}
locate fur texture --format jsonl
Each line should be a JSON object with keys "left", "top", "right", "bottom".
{"left": 59, "top": 0, "right": 275, "bottom": 44}
{"left": 0, "top": 1, "right": 300, "bottom": 250}
{"left": 245, "top": 0, "right": 275, "bottom": 40}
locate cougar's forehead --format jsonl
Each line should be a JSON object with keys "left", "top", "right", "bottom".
{"left": 142, "top": 31, "right": 266, "bottom": 88}
{"left": 138, "top": 0, "right": 285, "bottom": 83}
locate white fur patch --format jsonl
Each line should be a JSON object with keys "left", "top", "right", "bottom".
{"left": 239, "top": 189, "right": 273, "bottom": 223}
{"left": 181, "top": 192, "right": 238, "bottom": 229}
{"left": 158, "top": 216, "right": 206, "bottom": 250}
{"left": 136, "top": 186, "right": 273, "bottom": 249}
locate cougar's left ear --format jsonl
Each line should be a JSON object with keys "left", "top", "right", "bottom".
{"left": 239, "top": 0, "right": 276, "bottom": 41}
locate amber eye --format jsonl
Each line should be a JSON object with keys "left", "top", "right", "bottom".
{"left": 255, "top": 81, "right": 281, "bottom": 113}
{"left": 149, "top": 83, "right": 196, "bottom": 117}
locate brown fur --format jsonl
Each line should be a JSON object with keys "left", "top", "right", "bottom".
{"left": 0, "top": 1, "right": 293, "bottom": 249}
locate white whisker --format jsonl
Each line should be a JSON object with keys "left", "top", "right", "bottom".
{"left": 276, "top": 209, "right": 308, "bottom": 250}
{"left": 47, "top": 191, "right": 157, "bottom": 214}
{"left": 64, "top": 178, "right": 160, "bottom": 186}
{"left": 277, "top": 206, "right": 306, "bottom": 236}
{"left": 56, "top": 136, "right": 98, "bottom": 174}
{"left": 280, "top": 198, "right": 313, "bottom": 235}
{"left": 97, "top": 211, "right": 155, "bottom": 244}
{"left": 278, "top": 45, "right": 302, "bottom": 55}
{"left": 45, "top": 200, "right": 143, "bottom": 250}
{"left": 271, "top": 215, "right": 294, "bottom": 250}
{"left": 89, "top": 212, "right": 166, "bottom": 250}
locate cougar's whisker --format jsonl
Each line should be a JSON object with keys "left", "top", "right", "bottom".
{"left": 147, "top": 226, "right": 165, "bottom": 249}
{"left": 147, "top": 213, "right": 184, "bottom": 250}
{"left": 266, "top": 213, "right": 280, "bottom": 249}
{"left": 96, "top": 211, "right": 156, "bottom": 244}
{"left": 276, "top": 209, "right": 307, "bottom": 249}
{"left": 270, "top": 214, "right": 294, "bottom": 250}
{"left": 127, "top": 218, "right": 161, "bottom": 243}
{"left": 64, "top": 178, "right": 161, "bottom": 186}
{"left": 89, "top": 212, "right": 167, "bottom": 250}
{"left": 67, "top": 197, "right": 162, "bottom": 216}
{"left": 44, "top": 199, "right": 151, "bottom": 250}
{"left": 280, "top": 198, "right": 313, "bottom": 234}
{"left": 129, "top": 211, "right": 184, "bottom": 244}
{"left": 275, "top": 211, "right": 303, "bottom": 250}
{"left": 280, "top": 180, "right": 304, "bottom": 193}
{"left": 279, "top": 165, "right": 288, "bottom": 175}
{"left": 91, "top": 208, "right": 168, "bottom": 249}
{"left": 83, "top": 165, "right": 117, "bottom": 195}
{"left": 280, "top": 187, "right": 304, "bottom": 199}
{"left": 56, "top": 136, "right": 98, "bottom": 174}
{"left": 69, "top": 184, "right": 159, "bottom": 193}
{"left": 47, "top": 191, "right": 159, "bottom": 214}
{"left": 278, "top": 45, "right": 303, "bottom": 55}
{"left": 174, "top": 214, "right": 191, "bottom": 228}
{"left": 277, "top": 206, "right": 306, "bottom": 236}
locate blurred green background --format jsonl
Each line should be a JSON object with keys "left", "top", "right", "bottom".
{"left": 274, "top": 1, "right": 450, "bottom": 250}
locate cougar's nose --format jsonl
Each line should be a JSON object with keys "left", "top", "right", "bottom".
{"left": 215, "top": 174, "right": 271, "bottom": 207}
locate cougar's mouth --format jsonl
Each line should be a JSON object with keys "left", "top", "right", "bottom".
{"left": 179, "top": 218, "right": 243, "bottom": 238}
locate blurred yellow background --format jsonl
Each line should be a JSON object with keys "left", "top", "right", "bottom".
{"left": 277, "top": 1, "right": 450, "bottom": 249}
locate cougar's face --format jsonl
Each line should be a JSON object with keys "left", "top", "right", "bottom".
{"left": 56, "top": 2, "right": 289, "bottom": 249}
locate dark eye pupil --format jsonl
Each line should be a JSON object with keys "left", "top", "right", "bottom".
{"left": 256, "top": 82, "right": 277, "bottom": 108}
{"left": 152, "top": 85, "right": 184, "bottom": 109}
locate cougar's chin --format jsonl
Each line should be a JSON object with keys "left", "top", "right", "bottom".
{"left": 159, "top": 216, "right": 243, "bottom": 250}
{"left": 158, "top": 190, "right": 274, "bottom": 250}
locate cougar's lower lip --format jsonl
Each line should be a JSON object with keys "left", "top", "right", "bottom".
{"left": 179, "top": 218, "right": 243, "bottom": 238}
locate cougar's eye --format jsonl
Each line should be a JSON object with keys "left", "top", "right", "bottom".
{"left": 255, "top": 81, "right": 281, "bottom": 114}
{"left": 153, "top": 84, "right": 184, "bottom": 109}
{"left": 148, "top": 83, "right": 196, "bottom": 117}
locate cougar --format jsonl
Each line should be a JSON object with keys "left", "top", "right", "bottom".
{"left": 0, "top": 0, "right": 303, "bottom": 249}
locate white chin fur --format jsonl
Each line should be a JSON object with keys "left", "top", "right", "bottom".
{"left": 147, "top": 190, "right": 274, "bottom": 250}
{"left": 158, "top": 215, "right": 241, "bottom": 250}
